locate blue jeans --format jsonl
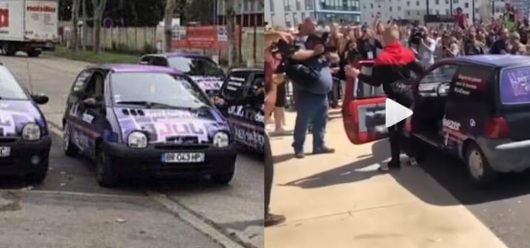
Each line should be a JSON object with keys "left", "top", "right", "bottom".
{"left": 292, "top": 90, "right": 328, "bottom": 154}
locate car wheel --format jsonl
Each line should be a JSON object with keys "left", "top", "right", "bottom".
{"left": 96, "top": 149, "right": 119, "bottom": 187}
{"left": 465, "top": 142, "right": 498, "bottom": 188}
{"left": 27, "top": 158, "right": 49, "bottom": 184}
{"left": 27, "top": 49, "right": 41, "bottom": 57}
{"left": 211, "top": 165, "right": 235, "bottom": 185}
{"left": 63, "top": 123, "right": 78, "bottom": 157}
{"left": 3, "top": 43, "right": 15, "bottom": 56}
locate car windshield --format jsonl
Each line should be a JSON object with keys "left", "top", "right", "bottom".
{"left": 168, "top": 57, "right": 224, "bottom": 76}
{"left": 500, "top": 66, "right": 530, "bottom": 105}
{"left": 0, "top": 67, "right": 27, "bottom": 100}
{"left": 110, "top": 73, "right": 210, "bottom": 109}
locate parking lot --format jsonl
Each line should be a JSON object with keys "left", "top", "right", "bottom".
{"left": 0, "top": 54, "right": 263, "bottom": 248}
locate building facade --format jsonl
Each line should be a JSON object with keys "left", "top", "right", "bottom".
{"left": 265, "top": 0, "right": 362, "bottom": 29}
{"left": 360, "top": 0, "right": 516, "bottom": 25}
{"left": 510, "top": 0, "right": 530, "bottom": 19}
{"left": 216, "top": 0, "right": 265, "bottom": 27}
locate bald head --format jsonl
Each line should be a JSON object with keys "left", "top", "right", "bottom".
{"left": 382, "top": 26, "right": 400, "bottom": 45}
{"left": 300, "top": 17, "right": 316, "bottom": 35}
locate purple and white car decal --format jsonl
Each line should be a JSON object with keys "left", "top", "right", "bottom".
{"left": 0, "top": 101, "right": 44, "bottom": 136}
{"left": 113, "top": 108, "right": 228, "bottom": 144}
{"left": 189, "top": 76, "right": 224, "bottom": 92}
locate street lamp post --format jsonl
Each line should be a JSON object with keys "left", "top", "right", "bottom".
{"left": 491, "top": 0, "right": 495, "bottom": 18}
{"left": 472, "top": 0, "right": 475, "bottom": 23}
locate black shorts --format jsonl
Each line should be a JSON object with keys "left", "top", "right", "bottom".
{"left": 275, "top": 82, "right": 286, "bottom": 107}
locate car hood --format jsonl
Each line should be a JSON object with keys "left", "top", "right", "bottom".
{"left": 0, "top": 100, "right": 44, "bottom": 136}
{"left": 113, "top": 107, "right": 229, "bottom": 144}
{"left": 189, "top": 76, "right": 224, "bottom": 91}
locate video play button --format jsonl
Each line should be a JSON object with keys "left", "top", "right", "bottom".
{"left": 385, "top": 98, "right": 413, "bottom": 127}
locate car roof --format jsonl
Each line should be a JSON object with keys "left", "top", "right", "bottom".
{"left": 93, "top": 64, "right": 181, "bottom": 74}
{"left": 447, "top": 55, "right": 530, "bottom": 68}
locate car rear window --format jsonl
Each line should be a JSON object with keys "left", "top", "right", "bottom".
{"left": 168, "top": 57, "right": 224, "bottom": 76}
{"left": 500, "top": 66, "right": 530, "bottom": 105}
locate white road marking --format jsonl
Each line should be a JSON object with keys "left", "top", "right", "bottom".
{"left": 147, "top": 192, "right": 248, "bottom": 248}
{"left": 0, "top": 189, "right": 144, "bottom": 200}
{"left": 48, "top": 124, "right": 63, "bottom": 136}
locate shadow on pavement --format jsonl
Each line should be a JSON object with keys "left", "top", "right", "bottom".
{"left": 282, "top": 136, "right": 530, "bottom": 206}
{"left": 282, "top": 140, "right": 388, "bottom": 188}
{"left": 393, "top": 149, "right": 530, "bottom": 206}
{"left": 273, "top": 153, "right": 295, "bottom": 164}
{"left": 0, "top": 177, "right": 33, "bottom": 189}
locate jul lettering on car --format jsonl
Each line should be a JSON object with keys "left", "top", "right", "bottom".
{"left": 190, "top": 76, "right": 223, "bottom": 90}
{"left": 227, "top": 105, "right": 264, "bottom": 123}
{"left": 226, "top": 105, "right": 264, "bottom": 151}
{"left": 114, "top": 109, "right": 210, "bottom": 143}
{"left": 233, "top": 126, "right": 264, "bottom": 150}
{"left": 0, "top": 105, "right": 39, "bottom": 136}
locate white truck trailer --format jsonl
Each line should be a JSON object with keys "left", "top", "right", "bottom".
{"left": 0, "top": 0, "right": 58, "bottom": 57}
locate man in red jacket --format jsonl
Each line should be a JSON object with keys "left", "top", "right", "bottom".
{"left": 347, "top": 27, "right": 424, "bottom": 171}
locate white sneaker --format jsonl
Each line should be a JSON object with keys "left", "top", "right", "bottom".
{"left": 378, "top": 163, "right": 389, "bottom": 172}
{"left": 408, "top": 157, "right": 418, "bottom": 167}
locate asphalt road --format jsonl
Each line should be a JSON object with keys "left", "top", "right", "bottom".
{"left": 0, "top": 53, "right": 263, "bottom": 248}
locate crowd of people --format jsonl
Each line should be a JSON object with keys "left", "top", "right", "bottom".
{"left": 265, "top": 3, "right": 530, "bottom": 132}
{"left": 264, "top": 2, "right": 530, "bottom": 227}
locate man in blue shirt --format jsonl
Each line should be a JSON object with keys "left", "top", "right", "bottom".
{"left": 290, "top": 18, "right": 335, "bottom": 158}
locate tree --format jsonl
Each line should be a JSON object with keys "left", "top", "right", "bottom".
{"left": 225, "top": 0, "right": 238, "bottom": 67}
{"left": 60, "top": 0, "right": 73, "bottom": 21}
{"left": 183, "top": 0, "right": 214, "bottom": 24}
{"left": 164, "top": 0, "right": 187, "bottom": 52}
{"left": 71, "top": 0, "right": 81, "bottom": 51}
{"left": 91, "top": 0, "right": 108, "bottom": 53}
{"left": 81, "top": 0, "right": 87, "bottom": 51}
{"left": 164, "top": 0, "right": 177, "bottom": 52}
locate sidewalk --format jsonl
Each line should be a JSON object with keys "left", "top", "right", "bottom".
{"left": 265, "top": 109, "right": 508, "bottom": 248}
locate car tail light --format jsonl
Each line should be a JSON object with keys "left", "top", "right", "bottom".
{"left": 484, "top": 116, "right": 510, "bottom": 139}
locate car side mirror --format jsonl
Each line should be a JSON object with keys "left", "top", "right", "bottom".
{"left": 32, "top": 93, "right": 49, "bottom": 105}
{"left": 82, "top": 97, "right": 102, "bottom": 108}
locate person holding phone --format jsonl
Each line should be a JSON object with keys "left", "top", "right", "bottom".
{"left": 357, "top": 25, "right": 383, "bottom": 60}
{"left": 264, "top": 30, "right": 292, "bottom": 227}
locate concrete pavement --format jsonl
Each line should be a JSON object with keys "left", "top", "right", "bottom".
{"left": 265, "top": 109, "right": 508, "bottom": 248}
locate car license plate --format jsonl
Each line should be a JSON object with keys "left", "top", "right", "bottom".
{"left": 0, "top": 147, "right": 10, "bottom": 157}
{"left": 162, "top": 152, "right": 205, "bottom": 163}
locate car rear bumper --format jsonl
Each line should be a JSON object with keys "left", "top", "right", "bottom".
{"left": 477, "top": 137, "right": 530, "bottom": 173}
{"left": 103, "top": 142, "right": 237, "bottom": 177}
{"left": 0, "top": 136, "right": 51, "bottom": 176}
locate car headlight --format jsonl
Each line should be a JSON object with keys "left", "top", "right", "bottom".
{"left": 213, "top": 132, "right": 229, "bottom": 148}
{"left": 22, "top": 123, "right": 41, "bottom": 141}
{"left": 128, "top": 131, "right": 148, "bottom": 149}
